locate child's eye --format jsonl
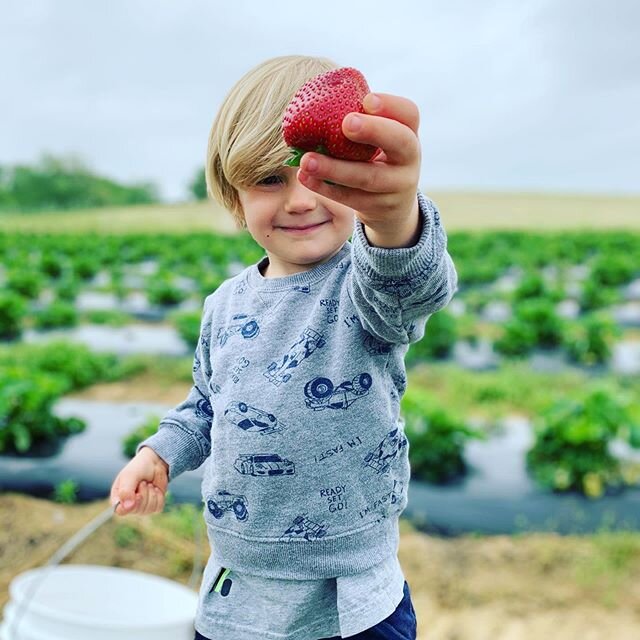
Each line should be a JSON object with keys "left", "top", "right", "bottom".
{"left": 258, "top": 175, "right": 284, "bottom": 186}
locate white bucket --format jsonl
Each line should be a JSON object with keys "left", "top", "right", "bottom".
{"left": 1, "top": 565, "right": 198, "bottom": 640}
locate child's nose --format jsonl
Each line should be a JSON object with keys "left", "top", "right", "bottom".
{"left": 284, "top": 176, "right": 317, "bottom": 214}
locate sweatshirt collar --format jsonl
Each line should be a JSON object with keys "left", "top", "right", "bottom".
{"left": 247, "top": 242, "right": 351, "bottom": 292}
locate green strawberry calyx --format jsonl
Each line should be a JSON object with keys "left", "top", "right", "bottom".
{"left": 284, "top": 145, "right": 329, "bottom": 167}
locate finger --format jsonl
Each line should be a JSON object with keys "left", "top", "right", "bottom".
{"left": 114, "top": 477, "right": 139, "bottom": 515}
{"left": 297, "top": 170, "right": 401, "bottom": 214}
{"left": 153, "top": 468, "right": 169, "bottom": 493}
{"left": 299, "top": 154, "right": 409, "bottom": 195}
{"left": 141, "top": 483, "right": 157, "bottom": 515}
{"left": 363, "top": 93, "right": 420, "bottom": 135}
{"left": 342, "top": 112, "right": 419, "bottom": 166}
{"left": 151, "top": 485, "right": 165, "bottom": 514}
{"left": 135, "top": 481, "right": 151, "bottom": 515}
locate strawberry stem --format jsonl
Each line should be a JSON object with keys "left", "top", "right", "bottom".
{"left": 284, "top": 145, "right": 330, "bottom": 167}
{"left": 284, "top": 149, "right": 306, "bottom": 167}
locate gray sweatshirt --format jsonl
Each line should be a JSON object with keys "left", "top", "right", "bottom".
{"left": 139, "top": 191, "right": 457, "bottom": 580}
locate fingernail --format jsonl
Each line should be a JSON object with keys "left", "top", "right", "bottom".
{"left": 347, "top": 114, "right": 362, "bottom": 132}
{"left": 368, "top": 94, "right": 382, "bottom": 112}
{"left": 305, "top": 157, "right": 318, "bottom": 173}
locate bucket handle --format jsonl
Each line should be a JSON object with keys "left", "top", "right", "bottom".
{"left": 6, "top": 501, "right": 120, "bottom": 639}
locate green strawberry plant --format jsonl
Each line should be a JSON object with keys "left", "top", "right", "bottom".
{"left": 526, "top": 385, "right": 640, "bottom": 498}
{"left": 405, "top": 309, "right": 458, "bottom": 365}
{"left": 563, "top": 312, "right": 621, "bottom": 366}
{"left": 122, "top": 414, "right": 160, "bottom": 458}
{"left": 0, "top": 367, "right": 85, "bottom": 453}
{"left": 0, "top": 291, "right": 28, "bottom": 340}
{"left": 402, "top": 387, "right": 485, "bottom": 483}
{"left": 33, "top": 300, "right": 79, "bottom": 330}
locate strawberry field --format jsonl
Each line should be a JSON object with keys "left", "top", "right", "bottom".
{"left": 2, "top": 223, "right": 640, "bottom": 531}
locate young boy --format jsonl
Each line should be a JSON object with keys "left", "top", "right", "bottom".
{"left": 110, "top": 54, "right": 457, "bottom": 639}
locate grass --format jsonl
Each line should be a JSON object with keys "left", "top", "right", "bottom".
{"left": 0, "top": 200, "right": 239, "bottom": 235}
{"left": 1, "top": 191, "right": 640, "bottom": 234}
{"left": 405, "top": 360, "right": 639, "bottom": 424}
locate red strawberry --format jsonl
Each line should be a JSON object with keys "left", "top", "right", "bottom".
{"left": 282, "top": 67, "right": 380, "bottom": 166}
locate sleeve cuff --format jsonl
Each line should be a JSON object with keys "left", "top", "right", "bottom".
{"left": 352, "top": 191, "right": 443, "bottom": 282}
{"left": 136, "top": 421, "right": 209, "bottom": 482}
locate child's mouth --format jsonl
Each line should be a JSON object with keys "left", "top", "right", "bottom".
{"left": 280, "top": 221, "right": 327, "bottom": 234}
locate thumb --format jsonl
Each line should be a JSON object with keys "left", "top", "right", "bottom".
{"left": 116, "top": 474, "right": 140, "bottom": 511}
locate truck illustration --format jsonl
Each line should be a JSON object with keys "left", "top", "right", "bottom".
{"left": 363, "top": 334, "right": 392, "bottom": 355}
{"left": 206, "top": 491, "right": 248, "bottom": 521}
{"left": 363, "top": 428, "right": 408, "bottom": 475}
{"left": 217, "top": 313, "right": 260, "bottom": 347}
{"left": 224, "top": 401, "right": 284, "bottom": 435}
{"left": 303, "top": 373, "right": 372, "bottom": 411}
{"left": 264, "top": 327, "right": 326, "bottom": 386}
{"left": 234, "top": 454, "right": 295, "bottom": 477}
{"left": 280, "top": 515, "right": 328, "bottom": 541}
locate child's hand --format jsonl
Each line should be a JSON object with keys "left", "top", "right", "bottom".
{"left": 297, "top": 93, "right": 421, "bottom": 244}
{"left": 110, "top": 446, "right": 169, "bottom": 516}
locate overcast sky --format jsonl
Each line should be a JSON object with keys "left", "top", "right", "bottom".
{"left": 2, "top": 0, "right": 639, "bottom": 201}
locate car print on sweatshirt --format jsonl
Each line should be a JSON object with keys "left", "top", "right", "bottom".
{"left": 303, "top": 372, "right": 372, "bottom": 411}
{"left": 280, "top": 514, "right": 328, "bottom": 541}
{"left": 207, "top": 491, "right": 249, "bottom": 522}
{"left": 234, "top": 454, "right": 296, "bottom": 477}
{"left": 195, "top": 386, "right": 214, "bottom": 421}
{"left": 264, "top": 327, "right": 326, "bottom": 386}
{"left": 217, "top": 313, "right": 260, "bottom": 347}
{"left": 224, "top": 401, "right": 285, "bottom": 435}
{"left": 362, "top": 428, "right": 408, "bottom": 475}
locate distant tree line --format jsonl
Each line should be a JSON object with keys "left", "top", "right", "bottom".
{"left": 0, "top": 154, "right": 160, "bottom": 212}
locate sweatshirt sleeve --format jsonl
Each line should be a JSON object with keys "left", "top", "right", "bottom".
{"left": 136, "top": 297, "right": 214, "bottom": 481}
{"left": 348, "top": 190, "right": 458, "bottom": 345}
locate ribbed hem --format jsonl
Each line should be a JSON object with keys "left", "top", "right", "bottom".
{"left": 352, "top": 191, "right": 442, "bottom": 281}
{"left": 247, "top": 243, "right": 351, "bottom": 292}
{"left": 137, "top": 421, "right": 208, "bottom": 481}
{"left": 209, "top": 518, "right": 400, "bottom": 580}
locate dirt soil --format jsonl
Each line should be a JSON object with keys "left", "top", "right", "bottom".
{"left": 2, "top": 493, "right": 640, "bottom": 640}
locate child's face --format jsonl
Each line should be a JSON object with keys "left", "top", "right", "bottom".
{"left": 237, "top": 167, "right": 355, "bottom": 278}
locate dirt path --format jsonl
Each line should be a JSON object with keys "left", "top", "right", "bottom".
{"left": 2, "top": 494, "right": 639, "bottom": 639}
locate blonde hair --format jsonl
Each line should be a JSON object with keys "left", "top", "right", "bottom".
{"left": 205, "top": 55, "right": 338, "bottom": 228}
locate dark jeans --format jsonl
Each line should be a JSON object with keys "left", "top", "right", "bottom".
{"left": 194, "top": 580, "right": 417, "bottom": 640}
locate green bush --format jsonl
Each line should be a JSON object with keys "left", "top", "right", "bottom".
{"left": 580, "top": 279, "right": 619, "bottom": 312}
{"left": 146, "top": 275, "right": 188, "bottom": 306}
{"left": 0, "top": 341, "right": 144, "bottom": 392}
{"left": 401, "top": 387, "right": 485, "bottom": 483}
{"left": 0, "top": 367, "right": 85, "bottom": 453}
{"left": 526, "top": 386, "right": 640, "bottom": 498}
{"left": 495, "top": 298, "right": 565, "bottom": 356}
{"left": 590, "top": 254, "right": 636, "bottom": 287}
{"left": 563, "top": 312, "right": 621, "bottom": 366}
{"left": 494, "top": 319, "right": 537, "bottom": 357}
{"left": 72, "top": 255, "right": 100, "bottom": 281}
{"left": 188, "top": 167, "right": 207, "bottom": 200}
{"left": 33, "top": 300, "right": 79, "bottom": 329}
{"left": 83, "top": 309, "right": 130, "bottom": 326}
{"left": 53, "top": 479, "right": 79, "bottom": 504}
{"left": 512, "top": 272, "right": 562, "bottom": 303}
{"left": 406, "top": 310, "right": 457, "bottom": 365}
{"left": 40, "top": 251, "right": 66, "bottom": 278}
{"left": 53, "top": 276, "right": 80, "bottom": 302}
{"left": 171, "top": 310, "right": 202, "bottom": 350}
{"left": 6, "top": 269, "right": 44, "bottom": 300}
{"left": 0, "top": 154, "right": 159, "bottom": 212}
{"left": 0, "top": 291, "right": 28, "bottom": 340}
{"left": 123, "top": 415, "right": 160, "bottom": 458}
